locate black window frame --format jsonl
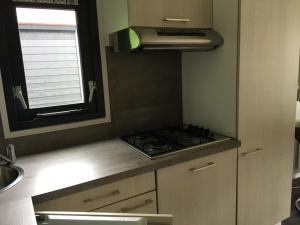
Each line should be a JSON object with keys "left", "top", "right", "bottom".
{"left": 0, "top": 0, "right": 106, "bottom": 132}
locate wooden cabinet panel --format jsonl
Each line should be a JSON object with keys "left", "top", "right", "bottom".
{"left": 157, "top": 149, "right": 237, "bottom": 225}
{"left": 237, "top": 0, "right": 300, "bottom": 224}
{"left": 34, "top": 172, "right": 155, "bottom": 212}
{"left": 238, "top": 149, "right": 293, "bottom": 225}
{"left": 128, "top": 0, "right": 212, "bottom": 28}
{"left": 92, "top": 191, "right": 157, "bottom": 214}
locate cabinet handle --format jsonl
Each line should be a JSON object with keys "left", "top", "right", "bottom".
{"left": 242, "top": 148, "right": 263, "bottom": 157}
{"left": 164, "top": 18, "right": 191, "bottom": 22}
{"left": 83, "top": 190, "right": 120, "bottom": 203}
{"left": 189, "top": 162, "right": 216, "bottom": 173}
{"left": 120, "top": 199, "right": 153, "bottom": 213}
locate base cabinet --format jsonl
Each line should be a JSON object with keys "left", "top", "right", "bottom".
{"left": 157, "top": 149, "right": 237, "bottom": 225}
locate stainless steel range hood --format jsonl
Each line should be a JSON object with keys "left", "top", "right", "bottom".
{"left": 109, "top": 27, "right": 224, "bottom": 52}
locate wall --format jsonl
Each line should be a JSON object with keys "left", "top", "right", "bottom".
{"left": 0, "top": 50, "right": 182, "bottom": 157}
{"left": 100, "top": 0, "right": 129, "bottom": 46}
{"left": 182, "top": 0, "right": 239, "bottom": 137}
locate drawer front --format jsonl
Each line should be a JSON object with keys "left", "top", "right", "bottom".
{"left": 92, "top": 191, "right": 157, "bottom": 214}
{"left": 128, "top": 0, "right": 212, "bottom": 28}
{"left": 35, "top": 172, "right": 155, "bottom": 212}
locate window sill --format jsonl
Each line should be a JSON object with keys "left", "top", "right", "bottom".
{"left": 1, "top": 116, "right": 111, "bottom": 139}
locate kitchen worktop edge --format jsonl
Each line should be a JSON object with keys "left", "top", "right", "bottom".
{"left": 0, "top": 137, "right": 240, "bottom": 225}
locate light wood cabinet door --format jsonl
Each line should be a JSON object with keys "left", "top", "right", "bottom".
{"left": 157, "top": 149, "right": 237, "bottom": 225}
{"left": 92, "top": 191, "right": 157, "bottom": 214}
{"left": 237, "top": 0, "right": 300, "bottom": 224}
{"left": 128, "top": 0, "right": 212, "bottom": 28}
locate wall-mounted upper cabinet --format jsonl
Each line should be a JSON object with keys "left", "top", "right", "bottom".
{"left": 101, "top": 0, "right": 213, "bottom": 46}
{"left": 128, "top": 0, "right": 212, "bottom": 28}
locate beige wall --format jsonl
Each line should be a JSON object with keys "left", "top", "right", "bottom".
{"left": 100, "top": 0, "right": 129, "bottom": 46}
{"left": 182, "top": 0, "right": 239, "bottom": 137}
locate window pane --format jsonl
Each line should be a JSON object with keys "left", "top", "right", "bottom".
{"left": 16, "top": 8, "right": 85, "bottom": 109}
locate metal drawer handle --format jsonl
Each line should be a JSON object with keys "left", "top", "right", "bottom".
{"left": 164, "top": 18, "right": 191, "bottom": 22}
{"left": 189, "top": 162, "right": 216, "bottom": 173}
{"left": 83, "top": 190, "right": 120, "bottom": 203}
{"left": 120, "top": 199, "right": 153, "bottom": 213}
{"left": 242, "top": 148, "right": 263, "bottom": 157}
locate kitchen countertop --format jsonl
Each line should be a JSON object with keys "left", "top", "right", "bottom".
{"left": 0, "top": 137, "right": 240, "bottom": 225}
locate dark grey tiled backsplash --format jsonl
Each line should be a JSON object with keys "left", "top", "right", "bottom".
{"left": 0, "top": 50, "right": 182, "bottom": 156}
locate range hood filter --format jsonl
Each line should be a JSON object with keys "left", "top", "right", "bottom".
{"left": 109, "top": 27, "right": 224, "bottom": 52}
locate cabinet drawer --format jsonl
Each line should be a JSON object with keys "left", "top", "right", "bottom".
{"left": 92, "top": 191, "right": 157, "bottom": 214}
{"left": 128, "top": 0, "right": 212, "bottom": 28}
{"left": 35, "top": 172, "right": 155, "bottom": 212}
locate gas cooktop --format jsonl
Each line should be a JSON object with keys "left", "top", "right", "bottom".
{"left": 121, "top": 125, "right": 231, "bottom": 159}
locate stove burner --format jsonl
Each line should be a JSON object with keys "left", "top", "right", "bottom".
{"left": 128, "top": 134, "right": 158, "bottom": 146}
{"left": 157, "top": 130, "right": 187, "bottom": 139}
{"left": 177, "top": 135, "right": 202, "bottom": 146}
{"left": 148, "top": 143, "right": 169, "bottom": 150}
{"left": 144, "top": 141, "right": 171, "bottom": 155}
{"left": 135, "top": 134, "right": 150, "bottom": 140}
{"left": 121, "top": 126, "right": 229, "bottom": 159}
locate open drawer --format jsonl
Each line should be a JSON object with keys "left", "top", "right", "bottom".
{"left": 36, "top": 212, "right": 173, "bottom": 225}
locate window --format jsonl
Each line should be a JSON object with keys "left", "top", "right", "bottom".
{"left": 0, "top": 0, "right": 106, "bottom": 131}
{"left": 17, "top": 8, "right": 85, "bottom": 109}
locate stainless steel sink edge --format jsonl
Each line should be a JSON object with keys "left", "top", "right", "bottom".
{"left": 0, "top": 165, "right": 24, "bottom": 193}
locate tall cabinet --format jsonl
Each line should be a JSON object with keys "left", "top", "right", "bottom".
{"left": 183, "top": 0, "right": 300, "bottom": 225}
{"left": 237, "top": 0, "right": 300, "bottom": 225}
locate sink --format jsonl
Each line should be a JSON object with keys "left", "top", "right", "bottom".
{"left": 0, "top": 165, "right": 24, "bottom": 192}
